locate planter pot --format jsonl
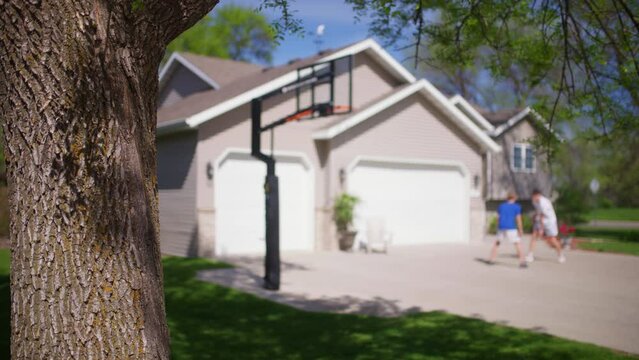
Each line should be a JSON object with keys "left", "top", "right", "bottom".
{"left": 338, "top": 230, "right": 357, "bottom": 251}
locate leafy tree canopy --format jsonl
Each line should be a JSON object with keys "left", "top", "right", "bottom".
{"left": 167, "top": 4, "right": 276, "bottom": 64}
{"left": 264, "top": 0, "right": 639, "bottom": 139}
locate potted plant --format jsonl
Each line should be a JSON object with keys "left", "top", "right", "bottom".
{"left": 333, "top": 193, "right": 359, "bottom": 251}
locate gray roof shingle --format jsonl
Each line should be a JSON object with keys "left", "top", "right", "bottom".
{"left": 157, "top": 45, "right": 353, "bottom": 124}
{"left": 180, "top": 53, "right": 263, "bottom": 87}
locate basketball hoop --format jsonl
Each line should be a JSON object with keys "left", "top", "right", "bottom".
{"left": 250, "top": 55, "right": 353, "bottom": 291}
{"left": 283, "top": 104, "right": 352, "bottom": 123}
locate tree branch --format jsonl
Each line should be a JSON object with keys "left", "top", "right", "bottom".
{"left": 614, "top": 0, "right": 639, "bottom": 34}
{"left": 145, "top": 0, "right": 220, "bottom": 44}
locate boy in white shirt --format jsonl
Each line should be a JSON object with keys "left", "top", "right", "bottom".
{"left": 527, "top": 189, "right": 566, "bottom": 263}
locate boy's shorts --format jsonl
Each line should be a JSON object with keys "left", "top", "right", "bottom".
{"left": 533, "top": 219, "right": 543, "bottom": 232}
{"left": 498, "top": 229, "right": 521, "bottom": 243}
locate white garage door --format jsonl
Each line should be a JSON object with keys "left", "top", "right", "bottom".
{"left": 349, "top": 159, "right": 468, "bottom": 245}
{"left": 215, "top": 152, "right": 314, "bottom": 255}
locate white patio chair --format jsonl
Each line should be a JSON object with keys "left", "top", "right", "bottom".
{"left": 360, "top": 217, "right": 392, "bottom": 254}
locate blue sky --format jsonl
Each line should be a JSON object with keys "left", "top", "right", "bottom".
{"left": 223, "top": 0, "right": 404, "bottom": 66}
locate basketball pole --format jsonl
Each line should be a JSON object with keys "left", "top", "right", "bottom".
{"left": 250, "top": 55, "right": 353, "bottom": 291}
{"left": 252, "top": 98, "right": 281, "bottom": 290}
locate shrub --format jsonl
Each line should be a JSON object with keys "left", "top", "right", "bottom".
{"left": 333, "top": 193, "right": 359, "bottom": 232}
{"left": 522, "top": 214, "right": 533, "bottom": 233}
{"left": 555, "top": 184, "right": 590, "bottom": 225}
{"left": 575, "top": 227, "right": 639, "bottom": 243}
{"left": 488, "top": 215, "right": 497, "bottom": 234}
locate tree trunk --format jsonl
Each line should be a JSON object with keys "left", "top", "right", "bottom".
{"left": 0, "top": 1, "right": 217, "bottom": 358}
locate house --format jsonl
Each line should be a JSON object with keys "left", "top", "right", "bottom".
{"left": 156, "top": 39, "right": 504, "bottom": 257}
{"left": 449, "top": 95, "right": 554, "bottom": 212}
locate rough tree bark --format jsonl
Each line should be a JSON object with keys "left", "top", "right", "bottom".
{"left": 0, "top": 1, "right": 217, "bottom": 358}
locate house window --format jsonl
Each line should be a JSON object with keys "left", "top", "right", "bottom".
{"left": 512, "top": 143, "right": 535, "bottom": 172}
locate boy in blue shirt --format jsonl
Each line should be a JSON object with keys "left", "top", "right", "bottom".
{"left": 488, "top": 192, "right": 527, "bottom": 268}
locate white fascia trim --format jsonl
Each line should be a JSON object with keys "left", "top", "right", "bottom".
{"left": 159, "top": 52, "right": 220, "bottom": 90}
{"left": 185, "top": 38, "right": 415, "bottom": 128}
{"left": 313, "top": 79, "right": 502, "bottom": 154}
{"left": 413, "top": 80, "right": 501, "bottom": 153}
{"left": 449, "top": 94, "right": 495, "bottom": 132}
{"left": 213, "top": 147, "right": 314, "bottom": 171}
{"left": 186, "top": 71, "right": 300, "bottom": 127}
{"left": 493, "top": 107, "right": 564, "bottom": 142}
{"left": 157, "top": 117, "right": 187, "bottom": 128}
{"left": 492, "top": 107, "right": 531, "bottom": 137}
{"left": 156, "top": 118, "right": 191, "bottom": 136}
{"left": 528, "top": 108, "right": 565, "bottom": 142}
{"left": 322, "top": 39, "right": 416, "bottom": 83}
{"left": 158, "top": 52, "right": 180, "bottom": 82}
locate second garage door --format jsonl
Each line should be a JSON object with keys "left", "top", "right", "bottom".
{"left": 348, "top": 159, "right": 468, "bottom": 245}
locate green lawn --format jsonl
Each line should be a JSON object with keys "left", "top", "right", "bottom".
{"left": 575, "top": 227, "right": 639, "bottom": 242}
{"left": 0, "top": 249, "right": 635, "bottom": 359}
{"left": 586, "top": 208, "right": 639, "bottom": 222}
{"left": 577, "top": 239, "right": 639, "bottom": 256}
{"left": 575, "top": 227, "right": 639, "bottom": 256}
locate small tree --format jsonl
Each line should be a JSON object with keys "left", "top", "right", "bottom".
{"left": 167, "top": 4, "right": 276, "bottom": 64}
{"left": 555, "top": 184, "right": 591, "bottom": 225}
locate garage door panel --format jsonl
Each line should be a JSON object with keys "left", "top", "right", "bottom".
{"left": 216, "top": 157, "right": 266, "bottom": 255}
{"left": 277, "top": 162, "right": 313, "bottom": 252}
{"left": 215, "top": 153, "right": 313, "bottom": 255}
{"left": 349, "top": 161, "right": 467, "bottom": 245}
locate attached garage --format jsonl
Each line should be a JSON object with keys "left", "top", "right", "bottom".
{"left": 348, "top": 158, "right": 470, "bottom": 245}
{"left": 156, "top": 39, "right": 502, "bottom": 257}
{"left": 214, "top": 151, "right": 315, "bottom": 255}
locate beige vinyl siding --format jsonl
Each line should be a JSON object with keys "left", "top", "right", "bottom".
{"left": 350, "top": 53, "right": 402, "bottom": 108}
{"left": 195, "top": 51, "right": 403, "bottom": 211}
{"left": 158, "top": 131, "right": 199, "bottom": 256}
{"left": 194, "top": 51, "right": 402, "bottom": 251}
{"left": 330, "top": 94, "right": 484, "bottom": 191}
{"left": 158, "top": 64, "right": 213, "bottom": 109}
{"left": 489, "top": 119, "right": 553, "bottom": 200}
{"left": 328, "top": 94, "right": 486, "bottom": 241}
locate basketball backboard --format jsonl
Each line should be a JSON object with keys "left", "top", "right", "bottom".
{"left": 290, "top": 55, "right": 353, "bottom": 121}
{"left": 250, "top": 54, "right": 353, "bottom": 291}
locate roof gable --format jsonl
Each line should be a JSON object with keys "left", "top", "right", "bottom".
{"left": 160, "top": 52, "right": 220, "bottom": 91}
{"left": 448, "top": 97, "right": 560, "bottom": 140}
{"left": 312, "top": 80, "right": 501, "bottom": 153}
{"left": 491, "top": 107, "right": 562, "bottom": 141}
{"left": 157, "top": 39, "right": 416, "bottom": 128}
{"left": 159, "top": 52, "right": 263, "bottom": 93}
{"left": 179, "top": 53, "right": 263, "bottom": 87}
{"left": 158, "top": 64, "right": 215, "bottom": 109}
{"left": 492, "top": 108, "right": 533, "bottom": 137}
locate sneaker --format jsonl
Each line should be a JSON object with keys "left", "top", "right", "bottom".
{"left": 558, "top": 254, "right": 566, "bottom": 264}
{"left": 519, "top": 262, "right": 528, "bottom": 269}
{"left": 526, "top": 253, "right": 535, "bottom": 263}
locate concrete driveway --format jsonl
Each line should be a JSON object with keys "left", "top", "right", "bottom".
{"left": 198, "top": 242, "right": 639, "bottom": 354}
